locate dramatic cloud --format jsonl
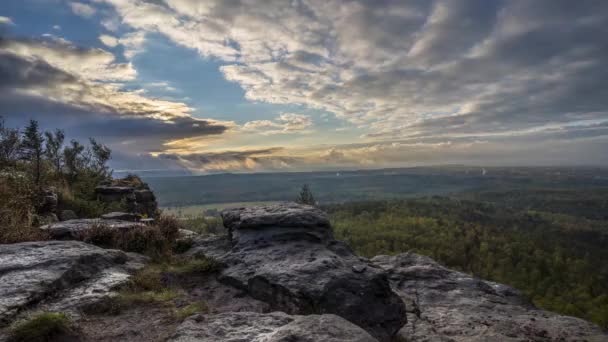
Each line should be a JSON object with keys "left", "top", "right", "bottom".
{"left": 0, "top": 36, "right": 231, "bottom": 154}
{"left": 98, "top": 0, "right": 608, "bottom": 144}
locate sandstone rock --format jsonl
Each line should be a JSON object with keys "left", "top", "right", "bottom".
{"left": 60, "top": 209, "right": 78, "bottom": 221}
{"left": 94, "top": 183, "right": 158, "bottom": 218}
{"left": 0, "top": 240, "right": 146, "bottom": 323}
{"left": 212, "top": 203, "right": 406, "bottom": 341}
{"left": 169, "top": 312, "right": 378, "bottom": 342}
{"left": 101, "top": 211, "right": 141, "bottom": 221}
{"left": 39, "top": 219, "right": 144, "bottom": 239}
{"left": 178, "top": 229, "right": 198, "bottom": 240}
{"left": 372, "top": 253, "right": 608, "bottom": 342}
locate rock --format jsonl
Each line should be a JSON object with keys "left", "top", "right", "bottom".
{"left": 39, "top": 188, "right": 58, "bottom": 214}
{"left": 134, "top": 189, "right": 155, "bottom": 202}
{"left": 372, "top": 253, "right": 608, "bottom": 342}
{"left": 178, "top": 229, "right": 198, "bottom": 240}
{"left": 169, "top": 312, "right": 378, "bottom": 342}
{"left": 213, "top": 203, "right": 406, "bottom": 341}
{"left": 39, "top": 219, "right": 144, "bottom": 239}
{"left": 0, "top": 240, "right": 146, "bottom": 323}
{"left": 94, "top": 181, "right": 158, "bottom": 218}
{"left": 101, "top": 211, "right": 141, "bottom": 221}
{"left": 60, "top": 209, "right": 78, "bottom": 221}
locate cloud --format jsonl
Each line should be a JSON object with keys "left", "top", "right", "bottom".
{"left": 53, "top": 25, "right": 61, "bottom": 30}
{"left": 0, "top": 16, "right": 14, "bottom": 26}
{"left": 157, "top": 147, "right": 288, "bottom": 172}
{"left": 99, "top": 34, "right": 118, "bottom": 47}
{"left": 70, "top": 2, "right": 97, "bottom": 18}
{"left": 243, "top": 113, "right": 312, "bottom": 135}
{"left": 97, "top": 0, "right": 608, "bottom": 146}
{"left": 0, "top": 36, "right": 232, "bottom": 155}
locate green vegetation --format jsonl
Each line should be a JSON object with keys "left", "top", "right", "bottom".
{"left": 1, "top": 118, "right": 115, "bottom": 243}
{"left": 9, "top": 312, "right": 74, "bottom": 342}
{"left": 326, "top": 195, "right": 608, "bottom": 328}
{"left": 90, "top": 255, "right": 218, "bottom": 316}
{"left": 296, "top": 184, "right": 316, "bottom": 205}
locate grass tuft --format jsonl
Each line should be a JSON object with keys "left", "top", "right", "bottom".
{"left": 9, "top": 312, "right": 74, "bottom": 342}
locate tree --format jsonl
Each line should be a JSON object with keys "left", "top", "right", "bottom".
{"left": 44, "top": 129, "right": 65, "bottom": 175}
{"left": 296, "top": 184, "right": 316, "bottom": 205}
{"left": 0, "top": 118, "right": 20, "bottom": 168}
{"left": 63, "top": 139, "right": 85, "bottom": 184}
{"left": 20, "top": 120, "right": 45, "bottom": 188}
{"left": 89, "top": 138, "right": 112, "bottom": 179}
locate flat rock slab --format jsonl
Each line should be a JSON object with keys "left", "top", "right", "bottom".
{"left": 101, "top": 212, "right": 141, "bottom": 221}
{"left": 169, "top": 312, "right": 378, "bottom": 342}
{"left": 0, "top": 240, "right": 145, "bottom": 324}
{"left": 221, "top": 202, "right": 331, "bottom": 231}
{"left": 214, "top": 203, "right": 406, "bottom": 341}
{"left": 40, "top": 218, "right": 144, "bottom": 239}
{"left": 372, "top": 253, "right": 608, "bottom": 342}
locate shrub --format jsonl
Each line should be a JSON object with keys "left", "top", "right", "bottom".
{"left": 9, "top": 312, "right": 74, "bottom": 342}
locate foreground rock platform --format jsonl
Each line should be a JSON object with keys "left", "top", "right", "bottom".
{"left": 191, "top": 203, "right": 407, "bottom": 341}
{"left": 40, "top": 218, "right": 145, "bottom": 239}
{"left": 0, "top": 240, "right": 145, "bottom": 324}
{"left": 169, "top": 312, "right": 378, "bottom": 342}
{"left": 372, "top": 253, "right": 608, "bottom": 342}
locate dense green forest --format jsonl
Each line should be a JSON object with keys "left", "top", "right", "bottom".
{"left": 324, "top": 195, "right": 608, "bottom": 328}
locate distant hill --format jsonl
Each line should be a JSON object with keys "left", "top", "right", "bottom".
{"left": 144, "top": 166, "right": 608, "bottom": 207}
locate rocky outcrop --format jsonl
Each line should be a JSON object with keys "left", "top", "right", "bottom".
{"left": 169, "top": 312, "right": 378, "bottom": 342}
{"left": 95, "top": 176, "right": 158, "bottom": 217}
{"left": 0, "top": 240, "right": 146, "bottom": 324}
{"left": 190, "top": 203, "right": 407, "bottom": 341}
{"left": 372, "top": 253, "right": 608, "bottom": 342}
{"left": 39, "top": 218, "right": 144, "bottom": 239}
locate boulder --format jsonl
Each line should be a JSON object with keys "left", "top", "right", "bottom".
{"left": 39, "top": 188, "right": 58, "bottom": 214}
{"left": 372, "top": 253, "right": 608, "bottom": 342}
{"left": 39, "top": 219, "right": 144, "bottom": 239}
{"left": 178, "top": 229, "right": 198, "bottom": 240}
{"left": 169, "top": 312, "right": 378, "bottom": 342}
{"left": 0, "top": 240, "right": 146, "bottom": 323}
{"left": 94, "top": 183, "right": 158, "bottom": 218}
{"left": 101, "top": 211, "right": 141, "bottom": 221}
{"left": 60, "top": 209, "right": 78, "bottom": 221}
{"left": 210, "top": 203, "right": 406, "bottom": 341}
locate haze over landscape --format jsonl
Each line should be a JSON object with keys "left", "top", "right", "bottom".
{"left": 2, "top": 0, "right": 608, "bottom": 175}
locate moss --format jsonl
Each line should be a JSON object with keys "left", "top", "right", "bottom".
{"left": 9, "top": 312, "right": 74, "bottom": 342}
{"left": 173, "top": 301, "right": 208, "bottom": 320}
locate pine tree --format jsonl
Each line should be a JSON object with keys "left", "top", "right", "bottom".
{"left": 296, "top": 184, "right": 316, "bottom": 205}
{"left": 21, "top": 120, "right": 45, "bottom": 188}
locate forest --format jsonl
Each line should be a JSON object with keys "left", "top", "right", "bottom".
{"left": 324, "top": 195, "right": 608, "bottom": 328}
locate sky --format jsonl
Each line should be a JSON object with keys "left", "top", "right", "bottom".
{"left": 1, "top": 0, "right": 607, "bottom": 174}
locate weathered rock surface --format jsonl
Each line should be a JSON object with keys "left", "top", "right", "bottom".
{"left": 372, "top": 253, "right": 608, "bottom": 342}
{"left": 169, "top": 312, "right": 378, "bottom": 342}
{"left": 199, "top": 203, "right": 406, "bottom": 341}
{"left": 0, "top": 240, "right": 146, "bottom": 324}
{"left": 40, "top": 218, "right": 144, "bottom": 239}
{"left": 95, "top": 176, "right": 158, "bottom": 217}
{"left": 101, "top": 211, "right": 141, "bottom": 221}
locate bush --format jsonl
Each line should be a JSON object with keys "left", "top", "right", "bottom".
{"left": 9, "top": 312, "right": 74, "bottom": 342}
